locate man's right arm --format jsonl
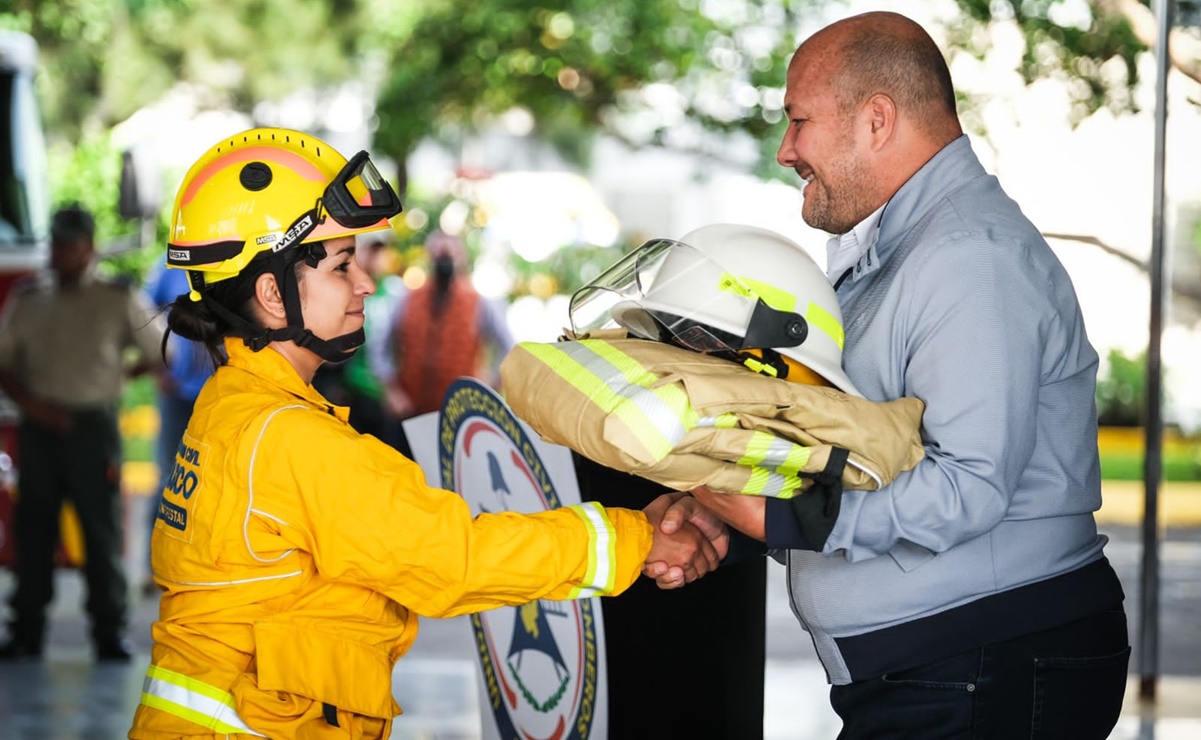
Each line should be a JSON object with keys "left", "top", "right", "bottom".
{"left": 0, "top": 295, "right": 71, "bottom": 432}
{"left": 0, "top": 368, "right": 70, "bottom": 433}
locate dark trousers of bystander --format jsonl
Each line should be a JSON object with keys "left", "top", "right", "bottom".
{"left": 831, "top": 606, "right": 1131, "bottom": 740}
{"left": 9, "top": 409, "right": 127, "bottom": 648}
{"left": 574, "top": 453, "right": 767, "bottom": 740}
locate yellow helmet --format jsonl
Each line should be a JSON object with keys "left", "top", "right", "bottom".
{"left": 166, "top": 127, "right": 401, "bottom": 293}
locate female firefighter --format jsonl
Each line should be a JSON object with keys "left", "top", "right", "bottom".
{"left": 128, "top": 127, "right": 724, "bottom": 739}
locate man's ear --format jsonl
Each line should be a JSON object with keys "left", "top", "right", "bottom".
{"left": 254, "top": 273, "right": 287, "bottom": 320}
{"left": 864, "top": 93, "right": 897, "bottom": 151}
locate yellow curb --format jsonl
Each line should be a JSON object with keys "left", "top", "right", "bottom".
{"left": 123, "top": 460, "right": 160, "bottom": 498}
{"left": 1123, "top": 675, "right": 1201, "bottom": 718}
{"left": 119, "top": 460, "right": 1200, "bottom": 527}
{"left": 1098, "top": 480, "right": 1201, "bottom": 528}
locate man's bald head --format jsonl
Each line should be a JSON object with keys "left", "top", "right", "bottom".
{"left": 791, "top": 11, "right": 961, "bottom": 142}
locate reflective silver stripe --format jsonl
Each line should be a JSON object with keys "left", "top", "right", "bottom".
{"left": 847, "top": 457, "right": 883, "bottom": 489}
{"left": 739, "top": 432, "right": 811, "bottom": 475}
{"left": 742, "top": 467, "right": 805, "bottom": 499}
{"left": 565, "top": 341, "right": 693, "bottom": 450}
{"left": 140, "top": 664, "right": 266, "bottom": 737}
{"left": 156, "top": 570, "right": 302, "bottom": 588}
{"left": 565, "top": 502, "right": 617, "bottom": 598}
{"left": 695, "top": 413, "right": 738, "bottom": 429}
{"left": 759, "top": 436, "right": 811, "bottom": 477}
{"left": 525, "top": 341, "right": 694, "bottom": 461}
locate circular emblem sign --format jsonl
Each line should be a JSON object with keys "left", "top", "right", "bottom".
{"left": 438, "top": 378, "right": 601, "bottom": 740}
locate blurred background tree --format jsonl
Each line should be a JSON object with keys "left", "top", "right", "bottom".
{"left": 0, "top": 0, "right": 1195, "bottom": 305}
{"left": 1, "top": 0, "right": 1190, "bottom": 166}
{"left": 0, "top": 0, "right": 1194, "bottom": 467}
{"left": 1097, "top": 348, "right": 1148, "bottom": 427}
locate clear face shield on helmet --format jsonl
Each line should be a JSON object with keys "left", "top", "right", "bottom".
{"left": 568, "top": 238, "right": 810, "bottom": 355}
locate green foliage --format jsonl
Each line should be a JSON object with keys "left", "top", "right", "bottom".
{"left": 121, "top": 373, "right": 157, "bottom": 410}
{"left": 951, "top": 0, "right": 1145, "bottom": 125}
{"left": 2, "top": 0, "right": 1167, "bottom": 263}
{"left": 46, "top": 129, "right": 161, "bottom": 282}
{"left": 372, "top": 0, "right": 806, "bottom": 173}
{"left": 6, "top": 0, "right": 1165, "bottom": 184}
{"left": 1096, "top": 348, "right": 1147, "bottom": 428}
{"left": 1099, "top": 443, "right": 1201, "bottom": 482}
{"left": 5, "top": 0, "right": 378, "bottom": 144}
{"left": 47, "top": 130, "right": 126, "bottom": 242}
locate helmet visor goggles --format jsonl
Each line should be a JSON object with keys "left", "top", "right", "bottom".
{"left": 274, "top": 150, "right": 402, "bottom": 254}
{"left": 322, "top": 150, "right": 403, "bottom": 228}
{"left": 568, "top": 238, "right": 809, "bottom": 353}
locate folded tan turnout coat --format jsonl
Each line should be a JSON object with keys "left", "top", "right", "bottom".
{"left": 500, "top": 337, "right": 925, "bottom": 498}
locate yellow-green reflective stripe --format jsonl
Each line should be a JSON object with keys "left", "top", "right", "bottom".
{"left": 759, "top": 436, "right": 811, "bottom": 477}
{"left": 737, "top": 432, "right": 776, "bottom": 468}
{"left": 806, "top": 302, "right": 845, "bottom": 350}
{"left": 738, "top": 434, "right": 811, "bottom": 478}
{"left": 717, "top": 273, "right": 756, "bottom": 301}
{"left": 522, "top": 343, "right": 676, "bottom": 461}
{"left": 141, "top": 665, "right": 265, "bottom": 736}
{"left": 565, "top": 502, "right": 617, "bottom": 598}
{"left": 562, "top": 341, "right": 690, "bottom": 456}
{"left": 739, "top": 276, "right": 796, "bottom": 313}
{"left": 696, "top": 413, "right": 738, "bottom": 429}
{"left": 740, "top": 468, "right": 806, "bottom": 499}
{"left": 579, "top": 341, "right": 696, "bottom": 433}
{"left": 535, "top": 341, "right": 696, "bottom": 461}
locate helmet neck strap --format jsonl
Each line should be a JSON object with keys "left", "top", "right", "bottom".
{"left": 197, "top": 245, "right": 365, "bottom": 365}
{"left": 269, "top": 246, "right": 364, "bottom": 365}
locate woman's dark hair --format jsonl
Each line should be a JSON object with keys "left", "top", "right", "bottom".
{"left": 161, "top": 252, "right": 304, "bottom": 367}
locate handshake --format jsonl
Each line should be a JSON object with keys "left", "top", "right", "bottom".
{"left": 639, "top": 490, "right": 742, "bottom": 590}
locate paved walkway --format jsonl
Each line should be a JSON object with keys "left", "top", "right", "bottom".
{"left": 1, "top": 476, "right": 1198, "bottom": 738}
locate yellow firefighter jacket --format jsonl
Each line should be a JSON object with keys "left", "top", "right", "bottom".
{"left": 500, "top": 337, "right": 925, "bottom": 498}
{"left": 129, "top": 338, "right": 652, "bottom": 740}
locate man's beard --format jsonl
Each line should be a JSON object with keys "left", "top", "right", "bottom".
{"left": 802, "top": 161, "right": 874, "bottom": 235}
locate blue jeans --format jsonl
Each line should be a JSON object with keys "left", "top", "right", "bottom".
{"left": 830, "top": 607, "right": 1130, "bottom": 739}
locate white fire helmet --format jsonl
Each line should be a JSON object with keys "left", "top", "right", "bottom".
{"left": 569, "top": 223, "right": 861, "bottom": 396}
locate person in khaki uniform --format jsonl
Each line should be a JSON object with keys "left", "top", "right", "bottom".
{"left": 127, "top": 127, "right": 724, "bottom": 740}
{"left": 0, "top": 204, "right": 164, "bottom": 661}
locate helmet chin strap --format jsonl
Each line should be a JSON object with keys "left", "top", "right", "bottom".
{"left": 267, "top": 244, "right": 364, "bottom": 365}
{"left": 203, "top": 244, "right": 364, "bottom": 365}
{"left": 255, "top": 324, "right": 365, "bottom": 365}
{"left": 195, "top": 242, "right": 365, "bottom": 365}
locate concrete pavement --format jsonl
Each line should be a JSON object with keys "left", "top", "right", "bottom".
{"left": 0, "top": 479, "right": 1198, "bottom": 738}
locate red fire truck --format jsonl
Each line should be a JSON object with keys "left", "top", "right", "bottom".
{"left": 0, "top": 29, "right": 55, "bottom": 567}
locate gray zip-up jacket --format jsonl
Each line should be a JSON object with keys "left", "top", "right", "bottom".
{"left": 763, "top": 136, "right": 1124, "bottom": 685}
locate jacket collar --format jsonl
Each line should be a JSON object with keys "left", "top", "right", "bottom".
{"left": 223, "top": 337, "right": 350, "bottom": 422}
{"left": 874, "top": 135, "right": 986, "bottom": 264}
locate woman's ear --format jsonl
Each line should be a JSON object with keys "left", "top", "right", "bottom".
{"left": 254, "top": 273, "right": 288, "bottom": 322}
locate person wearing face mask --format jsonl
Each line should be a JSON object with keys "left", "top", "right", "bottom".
{"left": 382, "top": 229, "right": 514, "bottom": 456}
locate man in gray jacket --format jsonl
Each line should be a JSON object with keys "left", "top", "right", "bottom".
{"left": 661, "top": 10, "right": 1129, "bottom": 739}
